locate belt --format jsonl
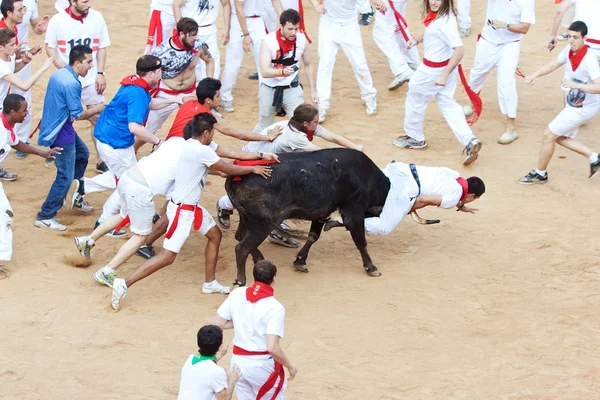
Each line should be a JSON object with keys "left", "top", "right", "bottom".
{"left": 266, "top": 79, "right": 301, "bottom": 114}
{"left": 586, "top": 38, "right": 600, "bottom": 45}
{"left": 422, "top": 58, "right": 449, "bottom": 68}
{"left": 233, "top": 345, "right": 285, "bottom": 400}
{"left": 248, "top": 15, "right": 261, "bottom": 18}
{"left": 408, "top": 163, "right": 421, "bottom": 201}
{"left": 263, "top": 79, "right": 300, "bottom": 90}
{"left": 198, "top": 23, "right": 213, "bottom": 28}
{"left": 154, "top": 81, "right": 197, "bottom": 97}
{"left": 165, "top": 202, "right": 203, "bottom": 239}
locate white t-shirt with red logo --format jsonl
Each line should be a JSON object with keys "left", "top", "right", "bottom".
{"left": 558, "top": 45, "right": 600, "bottom": 108}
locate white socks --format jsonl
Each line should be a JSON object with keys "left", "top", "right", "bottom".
{"left": 102, "top": 266, "right": 115, "bottom": 274}
{"left": 535, "top": 169, "right": 547, "bottom": 176}
{"left": 589, "top": 153, "right": 599, "bottom": 163}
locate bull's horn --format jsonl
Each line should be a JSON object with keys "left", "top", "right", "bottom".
{"left": 410, "top": 211, "right": 441, "bottom": 225}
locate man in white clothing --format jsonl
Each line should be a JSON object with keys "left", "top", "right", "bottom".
{"left": 548, "top": 0, "right": 600, "bottom": 63}
{"left": 457, "top": 0, "right": 471, "bottom": 37}
{"left": 146, "top": 0, "right": 176, "bottom": 55}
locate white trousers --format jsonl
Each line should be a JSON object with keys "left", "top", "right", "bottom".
{"left": 196, "top": 29, "right": 221, "bottom": 81}
{"left": 231, "top": 355, "right": 287, "bottom": 400}
{"left": 221, "top": 16, "right": 266, "bottom": 102}
{"left": 262, "top": 3, "right": 278, "bottom": 33}
{"left": 217, "top": 194, "right": 233, "bottom": 210}
{"left": 145, "top": 9, "right": 176, "bottom": 55}
{"left": 457, "top": 0, "right": 471, "bottom": 30}
{"left": 372, "top": 2, "right": 420, "bottom": 77}
{"left": 253, "top": 83, "right": 304, "bottom": 133}
{"left": 0, "top": 182, "right": 12, "bottom": 262}
{"left": 404, "top": 67, "right": 475, "bottom": 147}
{"left": 12, "top": 63, "right": 33, "bottom": 144}
{"left": 316, "top": 18, "right": 376, "bottom": 111}
{"left": 357, "top": 0, "right": 372, "bottom": 14}
{"left": 468, "top": 39, "right": 521, "bottom": 118}
{"left": 145, "top": 85, "right": 182, "bottom": 136}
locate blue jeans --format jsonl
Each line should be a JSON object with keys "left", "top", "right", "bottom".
{"left": 37, "top": 135, "right": 89, "bottom": 220}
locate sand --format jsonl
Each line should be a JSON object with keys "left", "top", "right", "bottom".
{"left": 1, "top": 1, "right": 600, "bottom": 399}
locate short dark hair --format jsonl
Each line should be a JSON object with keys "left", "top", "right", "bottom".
{"left": 197, "top": 325, "right": 223, "bottom": 357}
{"left": 3, "top": 93, "right": 25, "bottom": 113}
{"left": 69, "top": 45, "right": 93, "bottom": 66}
{"left": 467, "top": 177, "right": 485, "bottom": 198}
{"left": 253, "top": 260, "right": 277, "bottom": 285}
{"left": 177, "top": 17, "right": 198, "bottom": 36}
{"left": 0, "top": 28, "right": 16, "bottom": 46}
{"left": 569, "top": 21, "right": 588, "bottom": 37}
{"left": 1, "top": 0, "right": 20, "bottom": 18}
{"left": 136, "top": 55, "right": 161, "bottom": 77}
{"left": 183, "top": 112, "right": 217, "bottom": 140}
{"left": 280, "top": 9, "right": 301, "bottom": 26}
{"left": 196, "top": 78, "right": 221, "bottom": 105}
{"left": 290, "top": 103, "right": 318, "bottom": 125}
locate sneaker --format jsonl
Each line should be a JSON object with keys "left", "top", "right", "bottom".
{"left": 202, "top": 280, "right": 231, "bottom": 294}
{"left": 268, "top": 230, "right": 299, "bottom": 248}
{"left": 65, "top": 180, "right": 80, "bottom": 211}
{"left": 34, "top": 218, "right": 66, "bottom": 231}
{"left": 557, "top": 31, "right": 569, "bottom": 41}
{"left": 93, "top": 267, "right": 116, "bottom": 288}
{"left": 248, "top": 72, "right": 259, "bottom": 80}
{"left": 94, "top": 220, "right": 128, "bottom": 238}
{"left": 136, "top": 244, "right": 156, "bottom": 260}
{"left": 216, "top": 201, "right": 233, "bottom": 230}
{"left": 365, "top": 97, "right": 377, "bottom": 116}
{"left": 459, "top": 27, "right": 471, "bottom": 38}
{"left": 95, "top": 161, "right": 108, "bottom": 174}
{"left": 0, "top": 167, "right": 17, "bottom": 181}
{"left": 14, "top": 150, "right": 27, "bottom": 159}
{"left": 358, "top": 7, "right": 374, "bottom": 26}
{"left": 220, "top": 100, "right": 235, "bottom": 113}
{"left": 392, "top": 136, "right": 427, "bottom": 150}
{"left": 590, "top": 158, "right": 600, "bottom": 178}
{"left": 74, "top": 236, "right": 94, "bottom": 259}
{"left": 318, "top": 108, "right": 326, "bottom": 123}
{"left": 111, "top": 278, "right": 127, "bottom": 310}
{"left": 498, "top": 128, "right": 518, "bottom": 145}
{"left": 519, "top": 170, "right": 548, "bottom": 185}
{"left": 388, "top": 69, "right": 414, "bottom": 90}
{"left": 462, "top": 138, "right": 482, "bottom": 166}
{"left": 463, "top": 103, "right": 475, "bottom": 117}
{"left": 73, "top": 195, "right": 94, "bottom": 212}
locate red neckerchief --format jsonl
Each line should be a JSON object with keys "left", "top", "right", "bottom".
{"left": 306, "top": 129, "right": 315, "bottom": 142}
{"left": 120, "top": 75, "right": 152, "bottom": 92}
{"left": 423, "top": 11, "right": 438, "bottom": 27}
{"left": 569, "top": 45, "right": 589, "bottom": 71}
{"left": 456, "top": 177, "right": 468, "bottom": 202}
{"left": 0, "top": 112, "right": 17, "bottom": 143}
{"left": 0, "top": 19, "right": 18, "bottom": 45}
{"left": 65, "top": 7, "right": 85, "bottom": 23}
{"left": 276, "top": 29, "right": 296, "bottom": 56}
{"left": 171, "top": 32, "right": 198, "bottom": 54}
{"left": 246, "top": 282, "right": 274, "bottom": 303}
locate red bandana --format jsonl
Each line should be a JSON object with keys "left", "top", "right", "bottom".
{"left": 120, "top": 75, "right": 152, "bottom": 92}
{"left": 65, "top": 7, "right": 85, "bottom": 24}
{"left": 306, "top": 129, "right": 315, "bottom": 142}
{"left": 276, "top": 29, "right": 296, "bottom": 57}
{"left": 423, "top": 11, "right": 438, "bottom": 27}
{"left": 246, "top": 282, "right": 274, "bottom": 303}
{"left": 456, "top": 177, "right": 468, "bottom": 201}
{"left": 172, "top": 32, "right": 198, "bottom": 54}
{"left": 569, "top": 45, "right": 589, "bottom": 71}
{"left": 1, "top": 112, "right": 16, "bottom": 143}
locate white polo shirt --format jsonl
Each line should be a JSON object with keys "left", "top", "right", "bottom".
{"left": 151, "top": 0, "right": 175, "bottom": 14}
{"left": 573, "top": 0, "right": 600, "bottom": 48}
{"left": 480, "top": 0, "right": 535, "bottom": 45}
{"left": 137, "top": 137, "right": 185, "bottom": 196}
{"left": 558, "top": 45, "right": 600, "bottom": 107}
{"left": 169, "top": 140, "right": 220, "bottom": 205}
{"left": 217, "top": 286, "right": 285, "bottom": 355}
{"left": 0, "top": 56, "right": 16, "bottom": 108}
{"left": 16, "top": 0, "right": 39, "bottom": 45}
{"left": 420, "top": 14, "right": 462, "bottom": 74}
{"left": 321, "top": 0, "right": 357, "bottom": 24}
{"left": 181, "top": 0, "right": 219, "bottom": 35}
{"left": 177, "top": 355, "right": 227, "bottom": 400}
{"left": 243, "top": 121, "right": 323, "bottom": 154}
{"left": 0, "top": 115, "right": 18, "bottom": 165}
{"left": 261, "top": 31, "right": 306, "bottom": 87}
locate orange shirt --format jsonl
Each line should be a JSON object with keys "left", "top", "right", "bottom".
{"left": 0, "top": 19, "right": 18, "bottom": 46}
{"left": 166, "top": 100, "right": 212, "bottom": 140}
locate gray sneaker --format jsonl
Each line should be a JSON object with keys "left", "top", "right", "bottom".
{"left": 392, "top": 136, "right": 427, "bottom": 150}
{"left": 268, "top": 230, "right": 299, "bottom": 248}
{"left": 74, "top": 236, "right": 94, "bottom": 259}
{"left": 590, "top": 158, "right": 600, "bottom": 178}
{"left": 463, "top": 138, "right": 482, "bottom": 166}
{"left": 519, "top": 170, "right": 548, "bottom": 185}
{"left": 93, "top": 267, "right": 116, "bottom": 288}
{"left": 220, "top": 100, "right": 234, "bottom": 113}
{"left": 73, "top": 195, "right": 94, "bottom": 212}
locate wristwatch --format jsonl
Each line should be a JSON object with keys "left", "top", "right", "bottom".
{"left": 505, "top": 24, "right": 510, "bottom": 30}
{"left": 258, "top": 152, "right": 264, "bottom": 159}
{"left": 97, "top": 71, "right": 105, "bottom": 75}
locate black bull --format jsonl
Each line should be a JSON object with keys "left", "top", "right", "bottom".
{"left": 225, "top": 148, "right": 391, "bottom": 286}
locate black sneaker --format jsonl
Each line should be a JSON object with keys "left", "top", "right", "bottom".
{"left": 590, "top": 158, "right": 600, "bottom": 178}
{"left": 216, "top": 201, "right": 233, "bottom": 229}
{"left": 358, "top": 8, "right": 374, "bottom": 26}
{"left": 96, "top": 161, "right": 108, "bottom": 173}
{"left": 519, "top": 170, "right": 548, "bottom": 185}
{"left": 268, "top": 230, "right": 299, "bottom": 248}
{"left": 136, "top": 245, "right": 156, "bottom": 260}
{"left": 248, "top": 72, "right": 259, "bottom": 80}
{"left": 94, "top": 220, "right": 128, "bottom": 237}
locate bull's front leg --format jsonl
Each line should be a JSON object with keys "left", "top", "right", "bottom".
{"left": 293, "top": 220, "right": 324, "bottom": 273}
{"left": 341, "top": 209, "right": 380, "bottom": 277}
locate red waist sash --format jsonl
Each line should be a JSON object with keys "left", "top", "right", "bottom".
{"left": 422, "top": 58, "right": 449, "bottom": 68}
{"left": 165, "top": 203, "right": 203, "bottom": 239}
{"left": 233, "top": 345, "right": 285, "bottom": 400}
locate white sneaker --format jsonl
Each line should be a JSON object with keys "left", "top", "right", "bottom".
{"left": 65, "top": 180, "right": 80, "bottom": 211}
{"left": 34, "top": 218, "right": 66, "bottom": 231}
{"left": 220, "top": 100, "right": 234, "bottom": 113}
{"left": 202, "top": 280, "right": 231, "bottom": 294}
{"left": 365, "top": 97, "right": 377, "bottom": 116}
{"left": 459, "top": 27, "right": 471, "bottom": 38}
{"left": 387, "top": 69, "right": 414, "bottom": 90}
{"left": 93, "top": 267, "right": 116, "bottom": 288}
{"left": 74, "top": 236, "right": 95, "bottom": 259}
{"left": 318, "top": 108, "right": 326, "bottom": 123}
{"left": 112, "top": 278, "right": 128, "bottom": 310}
{"left": 463, "top": 103, "right": 475, "bottom": 117}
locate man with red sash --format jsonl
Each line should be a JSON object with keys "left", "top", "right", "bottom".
{"left": 392, "top": 0, "right": 483, "bottom": 166}
{"left": 213, "top": 260, "right": 298, "bottom": 400}
{"left": 109, "top": 113, "right": 277, "bottom": 310}
{"left": 520, "top": 21, "right": 600, "bottom": 185}
{"left": 145, "top": 0, "right": 176, "bottom": 55}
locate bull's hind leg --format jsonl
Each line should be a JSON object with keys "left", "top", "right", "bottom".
{"left": 234, "top": 219, "right": 272, "bottom": 287}
{"left": 293, "top": 220, "right": 324, "bottom": 273}
{"left": 341, "top": 208, "right": 380, "bottom": 277}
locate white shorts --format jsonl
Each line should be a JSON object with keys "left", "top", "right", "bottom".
{"left": 96, "top": 141, "right": 137, "bottom": 179}
{"left": 145, "top": 82, "right": 188, "bottom": 135}
{"left": 163, "top": 202, "right": 216, "bottom": 253}
{"left": 117, "top": 172, "right": 155, "bottom": 235}
{"left": 230, "top": 355, "right": 287, "bottom": 400}
{"left": 81, "top": 84, "right": 105, "bottom": 106}
{"left": 548, "top": 103, "right": 600, "bottom": 138}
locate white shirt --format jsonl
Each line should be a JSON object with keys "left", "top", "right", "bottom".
{"left": 54, "top": 0, "right": 69, "bottom": 13}
{"left": 573, "top": 0, "right": 600, "bottom": 48}
{"left": 181, "top": 0, "right": 219, "bottom": 34}
{"left": 16, "top": 0, "right": 39, "bottom": 45}
{"left": 177, "top": 354, "right": 227, "bottom": 400}
{"left": 480, "top": 0, "right": 535, "bottom": 45}
{"left": 151, "top": 0, "right": 175, "bottom": 14}
{"left": 231, "top": 0, "right": 263, "bottom": 17}
{"left": 261, "top": 31, "right": 306, "bottom": 87}
{"left": 321, "top": 0, "right": 357, "bottom": 24}
{"left": 45, "top": 9, "right": 111, "bottom": 88}
{"left": 137, "top": 137, "right": 185, "bottom": 196}
{"left": 170, "top": 140, "right": 220, "bottom": 205}
{"left": 558, "top": 45, "right": 600, "bottom": 107}
{"left": 0, "top": 116, "right": 18, "bottom": 165}
{"left": 217, "top": 286, "right": 285, "bottom": 354}
{"left": 0, "top": 56, "right": 16, "bottom": 108}
{"left": 420, "top": 14, "right": 462, "bottom": 74}
{"left": 243, "top": 121, "right": 323, "bottom": 154}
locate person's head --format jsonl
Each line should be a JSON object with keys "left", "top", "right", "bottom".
{"left": 3, "top": 93, "right": 27, "bottom": 124}
{"left": 1, "top": 0, "right": 24, "bottom": 24}
{"left": 70, "top": 0, "right": 91, "bottom": 17}
{"left": 463, "top": 176, "right": 485, "bottom": 204}
{"left": 183, "top": 112, "right": 217, "bottom": 144}
{"left": 568, "top": 21, "right": 588, "bottom": 52}
{"left": 423, "top": 0, "right": 455, "bottom": 18}
{"left": 69, "top": 45, "right": 93, "bottom": 77}
{"left": 136, "top": 55, "right": 162, "bottom": 85}
{"left": 289, "top": 103, "right": 319, "bottom": 133}
{"left": 279, "top": 9, "right": 300, "bottom": 41}
{"left": 177, "top": 17, "right": 198, "bottom": 49}
{"left": 253, "top": 260, "right": 277, "bottom": 286}
{"left": 196, "top": 77, "right": 222, "bottom": 108}
{"left": 0, "top": 28, "right": 17, "bottom": 56}
{"left": 196, "top": 325, "right": 223, "bottom": 357}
